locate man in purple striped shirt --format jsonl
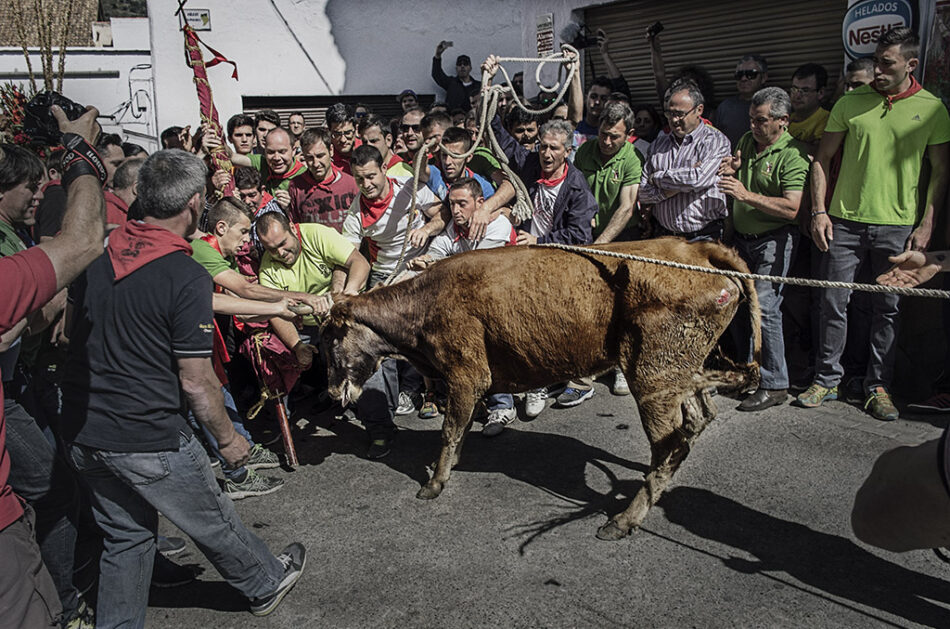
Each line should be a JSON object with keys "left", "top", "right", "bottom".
{"left": 639, "top": 78, "right": 731, "bottom": 242}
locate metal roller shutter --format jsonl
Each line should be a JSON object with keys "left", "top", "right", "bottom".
{"left": 583, "top": 0, "right": 848, "bottom": 107}
{"left": 241, "top": 94, "right": 437, "bottom": 130}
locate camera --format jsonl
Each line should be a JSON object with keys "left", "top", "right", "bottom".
{"left": 22, "top": 91, "right": 88, "bottom": 146}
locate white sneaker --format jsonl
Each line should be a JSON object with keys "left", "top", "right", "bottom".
{"left": 482, "top": 408, "right": 517, "bottom": 437}
{"left": 395, "top": 391, "right": 418, "bottom": 416}
{"left": 525, "top": 388, "right": 547, "bottom": 418}
{"left": 612, "top": 367, "right": 630, "bottom": 396}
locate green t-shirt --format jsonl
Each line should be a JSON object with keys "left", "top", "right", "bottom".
{"left": 468, "top": 146, "right": 501, "bottom": 186}
{"left": 573, "top": 139, "right": 643, "bottom": 237}
{"left": 826, "top": 84, "right": 950, "bottom": 225}
{"left": 0, "top": 218, "right": 26, "bottom": 259}
{"left": 258, "top": 223, "right": 354, "bottom": 326}
{"left": 190, "top": 237, "right": 236, "bottom": 279}
{"left": 247, "top": 153, "right": 307, "bottom": 194}
{"left": 732, "top": 131, "right": 810, "bottom": 235}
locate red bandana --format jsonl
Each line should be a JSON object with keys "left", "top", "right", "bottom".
{"left": 874, "top": 75, "right": 922, "bottom": 111}
{"left": 315, "top": 167, "right": 340, "bottom": 193}
{"left": 537, "top": 163, "right": 568, "bottom": 187}
{"left": 386, "top": 154, "right": 405, "bottom": 170}
{"left": 256, "top": 191, "right": 274, "bottom": 213}
{"left": 266, "top": 159, "right": 305, "bottom": 186}
{"left": 107, "top": 220, "right": 192, "bottom": 282}
{"left": 359, "top": 179, "right": 396, "bottom": 228}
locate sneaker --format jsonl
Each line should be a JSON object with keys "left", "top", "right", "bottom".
{"left": 395, "top": 391, "right": 420, "bottom": 416}
{"left": 151, "top": 554, "right": 199, "bottom": 588}
{"left": 612, "top": 368, "right": 630, "bottom": 396}
{"left": 366, "top": 432, "right": 393, "bottom": 459}
{"left": 209, "top": 457, "right": 221, "bottom": 469}
{"left": 250, "top": 542, "right": 307, "bottom": 616}
{"left": 525, "top": 388, "right": 547, "bottom": 419}
{"left": 64, "top": 598, "right": 94, "bottom": 629}
{"left": 865, "top": 386, "right": 899, "bottom": 421}
{"left": 246, "top": 444, "right": 281, "bottom": 470}
{"left": 158, "top": 535, "right": 187, "bottom": 557}
{"left": 908, "top": 392, "right": 950, "bottom": 413}
{"left": 555, "top": 387, "right": 595, "bottom": 408}
{"left": 482, "top": 408, "right": 517, "bottom": 437}
{"left": 224, "top": 469, "right": 284, "bottom": 500}
{"left": 792, "top": 383, "right": 838, "bottom": 408}
{"left": 418, "top": 391, "right": 440, "bottom": 419}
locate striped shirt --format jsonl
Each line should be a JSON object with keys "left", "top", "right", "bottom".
{"left": 638, "top": 123, "right": 730, "bottom": 233}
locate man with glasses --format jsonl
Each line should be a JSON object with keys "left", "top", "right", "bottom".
{"left": 432, "top": 41, "right": 481, "bottom": 112}
{"left": 639, "top": 78, "right": 731, "bottom": 242}
{"left": 325, "top": 103, "right": 361, "bottom": 175}
{"left": 788, "top": 63, "right": 830, "bottom": 152}
{"left": 714, "top": 54, "right": 769, "bottom": 149}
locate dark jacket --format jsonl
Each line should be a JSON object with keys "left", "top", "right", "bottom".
{"left": 431, "top": 57, "right": 481, "bottom": 112}
{"left": 492, "top": 115, "right": 597, "bottom": 245}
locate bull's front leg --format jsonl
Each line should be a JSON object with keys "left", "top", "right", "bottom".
{"left": 417, "top": 384, "right": 477, "bottom": 500}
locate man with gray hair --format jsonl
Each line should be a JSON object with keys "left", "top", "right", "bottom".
{"left": 714, "top": 54, "right": 769, "bottom": 148}
{"left": 639, "top": 78, "right": 731, "bottom": 241}
{"left": 62, "top": 149, "right": 307, "bottom": 625}
{"left": 718, "top": 87, "right": 810, "bottom": 412}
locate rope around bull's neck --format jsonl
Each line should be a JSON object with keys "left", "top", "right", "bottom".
{"left": 537, "top": 242, "right": 950, "bottom": 299}
{"left": 382, "top": 46, "right": 580, "bottom": 286}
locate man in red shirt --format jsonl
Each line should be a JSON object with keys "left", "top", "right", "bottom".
{"left": 0, "top": 105, "right": 106, "bottom": 629}
{"left": 103, "top": 157, "right": 142, "bottom": 229}
{"left": 287, "top": 127, "right": 358, "bottom": 233}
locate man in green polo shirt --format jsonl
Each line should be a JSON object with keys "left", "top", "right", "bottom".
{"left": 572, "top": 101, "right": 644, "bottom": 397}
{"left": 719, "top": 87, "right": 809, "bottom": 412}
{"left": 222, "top": 127, "right": 307, "bottom": 208}
{"left": 800, "top": 27, "right": 950, "bottom": 421}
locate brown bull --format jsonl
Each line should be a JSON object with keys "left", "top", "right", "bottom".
{"left": 321, "top": 238, "right": 761, "bottom": 540}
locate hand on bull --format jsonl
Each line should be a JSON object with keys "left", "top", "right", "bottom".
{"left": 516, "top": 230, "right": 538, "bottom": 246}
{"left": 293, "top": 340, "right": 316, "bottom": 368}
{"left": 407, "top": 254, "right": 434, "bottom": 271}
{"left": 217, "top": 432, "right": 251, "bottom": 469}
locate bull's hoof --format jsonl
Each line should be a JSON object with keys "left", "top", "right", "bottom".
{"left": 595, "top": 520, "right": 630, "bottom": 541}
{"left": 416, "top": 483, "right": 443, "bottom": 500}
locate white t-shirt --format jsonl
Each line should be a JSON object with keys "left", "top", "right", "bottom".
{"left": 427, "top": 214, "right": 513, "bottom": 260}
{"left": 530, "top": 180, "right": 564, "bottom": 238}
{"left": 342, "top": 176, "right": 436, "bottom": 276}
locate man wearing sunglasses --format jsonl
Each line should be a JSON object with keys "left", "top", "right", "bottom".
{"left": 713, "top": 54, "right": 768, "bottom": 149}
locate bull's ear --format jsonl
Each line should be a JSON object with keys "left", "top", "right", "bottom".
{"left": 325, "top": 299, "right": 353, "bottom": 330}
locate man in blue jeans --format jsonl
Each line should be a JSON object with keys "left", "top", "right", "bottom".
{"left": 61, "top": 149, "right": 305, "bottom": 627}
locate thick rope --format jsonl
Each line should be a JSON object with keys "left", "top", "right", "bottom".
{"left": 538, "top": 242, "right": 950, "bottom": 300}
{"left": 382, "top": 139, "right": 432, "bottom": 286}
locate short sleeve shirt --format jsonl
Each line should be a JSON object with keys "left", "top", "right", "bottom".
{"left": 287, "top": 168, "right": 359, "bottom": 233}
{"left": 259, "top": 223, "right": 355, "bottom": 326}
{"left": 191, "top": 237, "right": 236, "bottom": 278}
{"left": 248, "top": 153, "right": 308, "bottom": 194}
{"left": 62, "top": 252, "right": 215, "bottom": 453}
{"left": 826, "top": 85, "right": 950, "bottom": 225}
{"left": 788, "top": 107, "right": 830, "bottom": 145}
{"left": 574, "top": 139, "right": 644, "bottom": 237}
{"left": 731, "top": 131, "right": 810, "bottom": 235}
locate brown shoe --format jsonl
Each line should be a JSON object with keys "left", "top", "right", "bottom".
{"left": 738, "top": 388, "right": 788, "bottom": 412}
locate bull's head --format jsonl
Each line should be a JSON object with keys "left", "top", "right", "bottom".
{"left": 319, "top": 299, "right": 393, "bottom": 407}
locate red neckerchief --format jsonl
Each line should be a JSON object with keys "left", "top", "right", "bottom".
{"left": 266, "top": 159, "right": 305, "bottom": 187}
{"left": 292, "top": 221, "right": 304, "bottom": 246}
{"left": 107, "top": 220, "right": 191, "bottom": 282}
{"left": 874, "top": 75, "right": 922, "bottom": 111}
{"left": 257, "top": 191, "right": 274, "bottom": 213}
{"left": 537, "top": 162, "right": 568, "bottom": 187}
{"left": 453, "top": 222, "right": 470, "bottom": 242}
{"left": 103, "top": 190, "right": 130, "bottom": 226}
{"left": 41, "top": 178, "right": 61, "bottom": 193}
{"left": 386, "top": 154, "right": 404, "bottom": 170}
{"left": 507, "top": 226, "right": 517, "bottom": 246}
{"left": 359, "top": 179, "right": 396, "bottom": 228}
{"left": 315, "top": 167, "right": 340, "bottom": 193}
{"left": 627, "top": 134, "right": 639, "bottom": 144}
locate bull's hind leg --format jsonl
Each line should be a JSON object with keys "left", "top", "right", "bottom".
{"left": 596, "top": 389, "right": 701, "bottom": 541}
{"left": 417, "top": 382, "right": 479, "bottom": 500}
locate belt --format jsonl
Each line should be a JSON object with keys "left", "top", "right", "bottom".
{"left": 735, "top": 225, "right": 792, "bottom": 241}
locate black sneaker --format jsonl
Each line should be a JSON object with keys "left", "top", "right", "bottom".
{"left": 151, "top": 554, "right": 199, "bottom": 588}
{"left": 249, "top": 543, "right": 307, "bottom": 616}
{"left": 366, "top": 434, "right": 392, "bottom": 460}
{"left": 158, "top": 535, "right": 187, "bottom": 557}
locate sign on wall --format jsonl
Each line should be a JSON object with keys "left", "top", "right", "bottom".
{"left": 537, "top": 13, "right": 554, "bottom": 57}
{"left": 842, "top": 0, "right": 914, "bottom": 58}
{"left": 184, "top": 8, "right": 212, "bottom": 31}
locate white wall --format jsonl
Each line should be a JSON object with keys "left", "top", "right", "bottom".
{"left": 147, "top": 0, "right": 523, "bottom": 131}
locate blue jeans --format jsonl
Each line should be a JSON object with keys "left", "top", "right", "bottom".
{"left": 816, "top": 218, "right": 913, "bottom": 391}
{"left": 735, "top": 227, "right": 798, "bottom": 389}
{"left": 4, "top": 394, "right": 80, "bottom": 617}
{"left": 487, "top": 394, "right": 514, "bottom": 410}
{"left": 68, "top": 432, "right": 285, "bottom": 629}
{"left": 187, "top": 386, "right": 255, "bottom": 480}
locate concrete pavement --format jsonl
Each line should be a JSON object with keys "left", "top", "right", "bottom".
{"left": 149, "top": 383, "right": 950, "bottom": 628}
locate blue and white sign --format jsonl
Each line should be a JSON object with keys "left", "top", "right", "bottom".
{"left": 842, "top": 0, "right": 914, "bottom": 58}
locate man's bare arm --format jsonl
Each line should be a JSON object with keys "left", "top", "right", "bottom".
{"left": 178, "top": 356, "right": 248, "bottom": 468}
{"left": 809, "top": 130, "right": 846, "bottom": 252}
{"left": 594, "top": 184, "right": 638, "bottom": 244}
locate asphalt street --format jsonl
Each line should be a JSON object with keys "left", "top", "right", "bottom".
{"left": 148, "top": 382, "right": 950, "bottom": 628}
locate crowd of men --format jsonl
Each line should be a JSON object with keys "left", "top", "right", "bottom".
{"left": 0, "top": 23, "right": 948, "bottom": 629}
